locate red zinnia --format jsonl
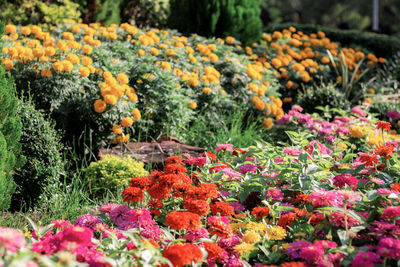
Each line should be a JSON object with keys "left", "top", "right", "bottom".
{"left": 165, "top": 211, "right": 201, "bottom": 230}
{"left": 391, "top": 182, "right": 400, "bottom": 192}
{"left": 359, "top": 152, "right": 379, "bottom": 167}
{"left": 129, "top": 176, "right": 152, "bottom": 189}
{"left": 251, "top": 206, "right": 270, "bottom": 219}
{"left": 210, "top": 201, "right": 235, "bottom": 217}
{"left": 163, "top": 164, "right": 187, "bottom": 175}
{"left": 208, "top": 217, "right": 233, "bottom": 239}
{"left": 375, "top": 121, "right": 391, "bottom": 131}
{"left": 374, "top": 145, "right": 396, "bottom": 160}
{"left": 148, "top": 183, "right": 171, "bottom": 199}
{"left": 204, "top": 242, "right": 224, "bottom": 262}
{"left": 184, "top": 198, "right": 210, "bottom": 216}
{"left": 232, "top": 148, "right": 247, "bottom": 156}
{"left": 122, "top": 187, "right": 144, "bottom": 203}
{"left": 164, "top": 156, "right": 185, "bottom": 166}
{"left": 277, "top": 212, "right": 297, "bottom": 229}
{"left": 202, "top": 151, "right": 217, "bottom": 161}
{"left": 281, "top": 262, "right": 306, "bottom": 267}
{"left": 162, "top": 243, "right": 203, "bottom": 267}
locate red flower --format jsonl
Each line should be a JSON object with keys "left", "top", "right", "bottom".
{"left": 129, "top": 176, "right": 152, "bottom": 189}
{"left": 186, "top": 183, "right": 219, "bottom": 201}
{"left": 148, "top": 183, "right": 170, "bottom": 199}
{"left": 162, "top": 243, "right": 203, "bottom": 267}
{"left": 277, "top": 213, "right": 297, "bottom": 229}
{"left": 281, "top": 262, "right": 306, "bottom": 267}
{"left": 164, "top": 156, "right": 185, "bottom": 166}
{"left": 163, "top": 164, "right": 187, "bottom": 175}
{"left": 251, "top": 206, "right": 270, "bottom": 219}
{"left": 232, "top": 148, "right": 247, "bottom": 156}
{"left": 211, "top": 202, "right": 235, "bottom": 217}
{"left": 359, "top": 152, "right": 379, "bottom": 167}
{"left": 184, "top": 198, "right": 210, "bottom": 216}
{"left": 202, "top": 151, "right": 217, "bottom": 161}
{"left": 165, "top": 211, "right": 201, "bottom": 230}
{"left": 208, "top": 217, "right": 233, "bottom": 239}
{"left": 391, "top": 182, "right": 400, "bottom": 192}
{"left": 122, "top": 187, "right": 144, "bottom": 203}
{"left": 375, "top": 121, "right": 392, "bottom": 131}
{"left": 374, "top": 145, "right": 396, "bottom": 160}
{"left": 204, "top": 242, "right": 224, "bottom": 262}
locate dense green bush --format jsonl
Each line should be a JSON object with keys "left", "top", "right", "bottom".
{"left": 84, "top": 154, "right": 148, "bottom": 195}
{"left": 96, "top": 0, "right": 169, "bottom": 27}
{"left": 296, "top": 83, "right": 351, "bottom": 114}
{"left": 0, "top": 23, "right": 24, "bottom": 211}
{"left": 265, "top": 23, "right": 400, "bottom": 57}
{"left": 0, "top": 0, "right": 81, "bottom": 26}
{"left": 168, "top": 0, "right": 262, "bottom": 44}
{"left": 11, "top": 99, "right": 64, "bottom": 210}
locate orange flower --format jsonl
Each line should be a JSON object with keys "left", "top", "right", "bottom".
{"left": 251, "top": 206, "right": 270, "bottom": 219}
{"left": 129, "top": 176, "right": 152, "bottom": 189}
{"left": 374, "top": 145, "right": 396, "bottom": 160}
{"left": 162, "top": 244, "right": 202, "bottom": 267}
{"left": 359, "top": 152, "right": 379, "bottom": 167}
{"left": 184, "top": 198, "right": 210, "bottom": 216}
{"left": 210, "top": 201, "right": 234, "bottom": 217}
{"left": 277, "top": 212, "right": 297, "bottom": 229}
{"left": 165, "top": 211, "right": 201, "bottom": 230}
{"left": 122, "top": 187, "right": 144, "bottom": 203}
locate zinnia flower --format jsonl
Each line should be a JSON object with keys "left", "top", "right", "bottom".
{"left": 375, "top": 121, "right": 391, "bottom": 131}
{"left": 162, "top": 243, "right": 203, "bottom": 267}
{"left": 0, "top": 228, "right": 26, "bottom": 252}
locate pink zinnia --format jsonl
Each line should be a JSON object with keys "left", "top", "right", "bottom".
{"left": 265, "top": 188, "right": 284, "bottom": 201}
{"left": 0, "top": 227, "right": 26, "bottom": 252}
{"left": 352, "top": 106, "right": 367, "bottom": 117}
{"left": 381, "top": 206, "right": 400, "bottom": 221}
{"left": 216, "top": 144, "right": 234, "bottom": 152}
{"left": 184, "top": 156, "right": 207, "bottom": 166}
{"left": 308, "top": 190, "right": 343, "bottom": 207}
{"left": 300, "top": 244, "right": 324, "bottom": 264}
{"left": 377, "top": 237, "right": 400, "bottom": 259}
{"left": 350, "top": 251, "right": 381, "bottom": 267}
{"left": 333, "top": 174, "right": 358, "bottom": 190}
{"left": 283, "top": 147, "right": 303, "bottom": 157}
{"left": 329, "top": 211, "right": 362, "bottom": 227}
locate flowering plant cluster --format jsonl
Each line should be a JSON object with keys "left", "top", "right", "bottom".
{"left": 2, "top": 109, "right": 400, "bottom": 266}
{"left": 0, "top": 21, "right": 282, "bottom": 146}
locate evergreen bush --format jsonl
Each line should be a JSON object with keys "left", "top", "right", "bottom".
{"left": 0, "top": 23, "right": 23, "bottom": 210}
{"left": 11, "top": 99, "right": 64, "bottom": 210}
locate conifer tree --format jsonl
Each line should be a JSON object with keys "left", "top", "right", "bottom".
{"left": 0, "top": 23, "right": 23, "bottom": 210}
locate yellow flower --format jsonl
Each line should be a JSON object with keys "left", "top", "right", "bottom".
{"left": 66, "top": 53, "right": 80, "bottom": 64}
{"left": 45, "top": 47, "right": 56, "bottom": 57}
{"left": 5, "top": 24, "right": 16, "bottom": 34}
{"left": 52, "top": 61, "right": 64, "bottom": 72}
{"left": 349, "top": 126, "right": 365, "bottom": 138}
{"left": 82, "top": 45, "right": 93, "bottom": 54}
{"left": 263, "top": 117, "right": 274, "bottom": 129}
{"left": 242, "top": 230, "right": 261, "bottom": 244}
{"left": 117, "top": 73, "right": 129, "bottom": 84}
{"left": 82, "top": 56, "right": 93, "bottom": 66}
{"left": 245, "top": 222, "right": 267, "bottom": 234}
{"left": 3, "top": 58, "right": 13, "bottom": 70}
{"left": 62, "top": 60, "right": 74, "bottom": 72}
{"left": 132, "top": 109, "right": 141, "bottom": 120}
{"left": 121, "top": 117, "right": 133, "bottom": 127}
{"left": 233, "top": 243, "right": 255, "bottom": 256}
{"left": 225, "top": 36, "right": 235, "bottom": 44}
{"left": 203, "top": 87, "right": 212, "bottom": 94}
{"left": 265, "top": 226, "right": 286, "bottom": 241}
{"left": 321, "top": 56, "right": 330, "bottom": 64}
{"left": 94, "top": 99, "right": 107, "bottom": 113}
{"left": 79, "top": 66, "right": 90, "bottom": 77}
{"left": 150, "top": 47, "right": 159, "bottom": 55}
{"left": 138, "top": 49, "right": 146, "bottom": 56}
{"left": 188, "top": 101, "right": 197, "bottom": 110}
{"left": 112, "top": 125, "right": 122, "bottom": 135}
{"left": 21, "top": 26, "right": 31, "bottom": 35}
{"left": 104, "top": 95, "right": 117, "bottom": 105}
{"left": 41, "top": 69, "right": 52, "bottom": 77}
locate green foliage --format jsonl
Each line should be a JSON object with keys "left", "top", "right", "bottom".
{"left": 296, "top": 83, "right": 351, "bottom": 114}
{"left": 96, "top": 0, "right": 124, "bottom": 26}
{"left": 168, "top": 0, "right": 262, "bottom": 44}
{"left": 0, "top": 0, "right": 81, "bottom": 26}
{"left": 121, "top": 0, "right": 170, "bottom": 28}
{"left": 265, "top": 23, "right": 400, "bottom": 58}
{"left": 12, "top": 99, "right": 64, "bottom": 210}
{"left": 84, "top": 154, "right": 148, "bottom": 194}
{"left": 0, "top": 26, "right": 23, "bottom": 210}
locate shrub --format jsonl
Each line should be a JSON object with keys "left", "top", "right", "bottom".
{"left": 296, "top": 83, "right": 351, "bottom": 114}
{"left": 84, "top": 154, "right": 148, "bottom": 194}
{"left": 11, "top": 99, "right": 64, "bottom": 210}
{"left": 265, "top": 23, "right": 400, "bottom": 58}
{"left": 0, "top": 55, "right": 24, "bottom": 210}
{"left": 168, "top": 0, "right": 262, "bottom": 44}
{"left": 0, "top": 0, "right": 81, "bottom": 27}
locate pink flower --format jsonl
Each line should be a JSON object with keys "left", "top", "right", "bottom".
{"left": 141, "top": 226, "right": 163, "bottom": 240}
{"left": 287, "top": 240, "right": 312, "bottom": 259}
{"left": 0, "top": 227, "right": 26, "bottom": 252}
{"left": 98, "top": 203, "right": 119, "bottom": 214}
{"left": 283, "top": 147, "right": 303, "bottom": 157}
{"left": 216, "top": 144, "right": 234, "bottom": 152}
{"left": 51, "top": 219, "right": 72, "bottom": 229}
{"left": 184, "top": 156, "right": 207, "bottom": 166}
{"left": 74, "top": 214, "right": 102, "bottom": 231}
{"left": 222, "top": 168, "right": 242, "bottom": 181}
{"left": 350, "top": 251, "right": 381, "bottom": 267}
{"left": 329, "top": 212, "right": 362, "bottom": 227}
{"left": 381, "top": 206, "right": 400, "bottom": 221}
{"left": 238, "top": 164, "right": 257, "bottom": 174}
{"left": 184, "top": 227, "right": 209, "bottom": 242}
{"left": 274, "top": 155, "right": 283, "bottom": 163}
{"left": 352, "top": 106, "right": 367, "bottom": 117}
{"left": 370, "top": 177, "right": 384, "bottom": 185}
{"left": 300, "top": 244, "right": 324, "bottom": 264}
{"left": 377, "top": 237, "right": 400, "bottom": 259}
{"left": 309, "top": 190, "right": 343, "bottom": 207}
{"left": 265, "top": 188, "right": 284, "bottom": 201}
{"left": 333, "top": 174, "right": 358, "bottom": 190}
{"left": 307, "top": 140, "right": 332, "bottom": 155}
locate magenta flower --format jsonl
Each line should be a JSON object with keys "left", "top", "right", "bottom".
{"left": 329, "top": 211, "right": 362, "bottom": 227}
{"left": 265, "top": 188, "right": 284, "bottom": 201}
{"left": 74, "top": 214, "right": 102, "bottom": 231}
{"left": 350, "top": 251, "right": 381, "bottom": 267}
{"left": 381, "top": 206, "right": 400, "bottom": 221}
{"left": 352, "top": 106, "right": 367, "bottom": 117}
{"left": 333, "top": 174, "right": 358, "bottom": 190}
{"left": 386, "top": 110, "right": 399, "bottom": 120}
{"left": 238, "top": 164, "right": 258, "bottom": 174}
{"left": 377, "top": 237, "right": 400, "bottom": 259}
